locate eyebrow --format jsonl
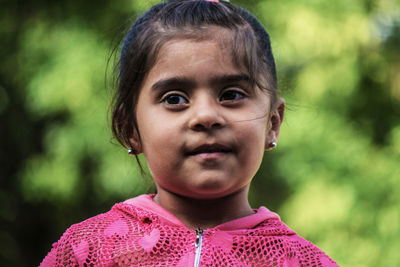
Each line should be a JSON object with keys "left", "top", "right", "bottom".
{"left": 151, "top": 77, "right": 195, "bottom": 92}
{"left": 210, "top": 73, "right": 251, "bottom": 85}
{"left": 151, "top": 73, "right": 251, "bottom": 92}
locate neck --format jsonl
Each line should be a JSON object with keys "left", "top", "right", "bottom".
{"left": 153, "top": 187, "right": 254, "bottom": 230}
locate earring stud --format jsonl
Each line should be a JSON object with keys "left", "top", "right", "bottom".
{"left": 270, "top": 142, "right": 277, "bottom": 148}
{"left": 128, "top": 149, "right": 135, "bottom": 155}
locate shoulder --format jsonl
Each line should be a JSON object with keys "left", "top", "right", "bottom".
{"left": 39, "top": 199, "right": 151, "bottom": 267}
{"left": 244, "top": 213, "right": 339, "bottom": 266}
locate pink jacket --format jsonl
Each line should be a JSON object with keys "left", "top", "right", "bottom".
{"left": 40, "top": 194, "right": 338, "bottom": 266}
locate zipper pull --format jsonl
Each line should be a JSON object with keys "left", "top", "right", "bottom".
{"left": 194, "top": 227, "right": 204, "bottom": 267}
{"left": 195, "top": 227, "right": 204, "bottom": 248}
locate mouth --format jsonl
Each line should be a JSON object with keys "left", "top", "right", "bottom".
{"left": 186, "top": 143, "right": 233, "bottom": 157}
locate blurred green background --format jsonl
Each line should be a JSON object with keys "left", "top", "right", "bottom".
{"left": 1, "top": 0, "right": 399, "bottom": 266}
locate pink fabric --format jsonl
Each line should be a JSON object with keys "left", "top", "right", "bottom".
{"left": 40, "top": 194, "right": 338, "bottom": 266}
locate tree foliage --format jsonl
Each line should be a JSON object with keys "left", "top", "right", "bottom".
{"left": 0, "top": 0, "right": 399, "bottom": 266}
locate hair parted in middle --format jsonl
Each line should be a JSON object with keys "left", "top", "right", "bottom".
{"left": 111, "top": 0, "right": 278, "bottom": 155}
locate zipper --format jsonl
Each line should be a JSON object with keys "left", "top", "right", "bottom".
{"left": 194, "top": 227, "right": 204, "bottom": 267}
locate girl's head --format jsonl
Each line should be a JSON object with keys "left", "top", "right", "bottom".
{"left": 111, "top": 0, "right": 285, "bottom": 199}
{"left": 112, "top": 0, "right": 279, "bottom": 150}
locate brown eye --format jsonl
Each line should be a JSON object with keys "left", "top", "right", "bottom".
{"left": 220, "top": 90, "right": 245, "bottom": 102}
{"left": 163, "top": 94, "right": 188, "bottom": 105}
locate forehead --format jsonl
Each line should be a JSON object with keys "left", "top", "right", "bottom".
{"left": 152, "top": 27, "right": 245, "bottom": 74}
{"left": 147, "top": 44, "right": 239, "bottom": 88}
{"left": 162, "top": 26, "right": 235, "bottom": 46}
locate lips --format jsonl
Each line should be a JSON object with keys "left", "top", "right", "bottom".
{"left": 187, "top": 143, "right": 233, "bottom": 156}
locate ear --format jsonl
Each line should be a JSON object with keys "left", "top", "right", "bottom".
{"left": 128, "top": 126, "right": 143, "bottom": 154}
{"left": 265, "top": 98, "right": 285, "bottom": 150}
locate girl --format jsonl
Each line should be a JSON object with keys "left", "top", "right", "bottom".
{"left": 40, "top": 0, "right": 338, "bottom": 266}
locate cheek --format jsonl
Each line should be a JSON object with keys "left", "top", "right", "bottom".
{"left": 142, "top": 131, "right": 176, "bottom": 156}
{"left": 237, "top": 121, "right": 267, "bottom": 162}
{"left": 140, "top": 122, "right": 181, "bottom": 164}
{"left": 241, "top": 117, "right": 268, "bottom": 142}
{"left": 137, "top": 106, "right": 177, "bottom": 148}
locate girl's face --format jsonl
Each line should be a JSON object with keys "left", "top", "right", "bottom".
{"left": 134, "top": 31, "right": 283, "bottom": 200}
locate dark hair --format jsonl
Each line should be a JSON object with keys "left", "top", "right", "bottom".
{"left": 111, "top": 0, "right": 278, "bottom": 155}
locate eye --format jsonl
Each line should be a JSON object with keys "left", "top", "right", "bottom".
{"left": 161, "top": 93, "right": 188, "bottom": 106}
{"left": 219, "top": 90, "right": 245, "bottom": 102}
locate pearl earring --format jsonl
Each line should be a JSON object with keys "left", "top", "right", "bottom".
{"left": 270, "top": 142, "right": 277, "bottom": 148}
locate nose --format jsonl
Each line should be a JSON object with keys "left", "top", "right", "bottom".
{"left": 188, "top": 95, "right": 226, "bottom": 131}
